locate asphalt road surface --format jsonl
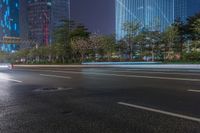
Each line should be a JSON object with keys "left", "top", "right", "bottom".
{"left": 0, "top": 66, "right": 200, "bottom": 133}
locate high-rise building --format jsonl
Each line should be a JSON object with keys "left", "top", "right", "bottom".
{"left": 0, "top": 0, "right": 20, "bottom": 52}
{"left": 19, "top": 0, "right": 29, "bottom": 41}
{"left": 27, "top": 0, "right": 69, "bottom": 46}
{"left": 187, "top": 1, "right": 200, "bottom": 17}
{"left": 116, "top": 0, "right": 200, "bottom": 40}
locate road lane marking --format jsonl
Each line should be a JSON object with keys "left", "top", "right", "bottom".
{"left": 111, "top": 70, "right": 200, "bottom": 76}
{"left": 40, "top": 74, "right": 72, "bottom": 79}
{"left": 34, "top": 87, "right": 73, "bottom": 92}
{"left": 0, "top": 78, "right": 23, "bottom": 83}
{"left": 106, "top": 73, "right": 200, "bottom": 82}
{"left": 188, "top": 89, "right": 200, "bottom": 93}
{"left": 118, "top": 102, "right": 200, "bottom": 123}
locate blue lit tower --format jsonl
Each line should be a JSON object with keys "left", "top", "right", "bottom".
{"left": 0, "top": 0, "right": 20, "bottom": 52}
{"left": 115, "top": 0, "right": 200, "bottom": 40}
{"left": 187, "top": 0, "right": 200, "bottom": 17}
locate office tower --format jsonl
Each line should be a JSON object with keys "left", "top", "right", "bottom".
{"left": 0, "top": 0, "right": 20, "bottom": 52}
{"left": 187, "top": 0, "right": 200, "bottom": 17}
{"left": 19, "top": 0, "right": 29, "bottom": 41}
{"left": 116, "top": 0, "right": 200, "bottom": 40}
{"left": 27, "top": 0, "right": 69, "bottom": 46}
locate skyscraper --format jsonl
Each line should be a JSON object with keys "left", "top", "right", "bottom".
{"left": 50, "top": 0, "right": 70, "bottom": 44}
{"left": 0, "top": 0, "right": 20, "bottom": 52}
{"left": 187, "top": 0, "right": 200, "bottom": 17}
{"left": 27, "top": 0, "right": 69, "bottom": 46}
{"left": 116, "top": 0, "right": 200, "bottom": 40}
{"left": 19, "top": 0, "right": 29, "bottom": 41}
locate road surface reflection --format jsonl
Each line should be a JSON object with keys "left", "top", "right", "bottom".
{"left": 0, "top": 72, "right": 12, "bottom": 101}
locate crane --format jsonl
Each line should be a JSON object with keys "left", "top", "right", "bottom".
{"left": 42, "top": 10, "right": 50, "bottom": 46}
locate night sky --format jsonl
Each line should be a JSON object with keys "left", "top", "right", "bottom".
{"left": 71, "top": 0, "right": 115, "bottom": 35}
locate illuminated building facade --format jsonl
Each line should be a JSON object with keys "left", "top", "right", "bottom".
{"left": 27, "top": 0, "right": 69, "bottom": 45}
{"left": 0, "top": 0, "right": 20, "bottom": 52}
{"left": 116, "top": 0, "right": 200, "bottom": 40}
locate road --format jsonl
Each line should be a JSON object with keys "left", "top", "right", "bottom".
{"left": 0, "top": 66, "right": 200, "bottom": 133}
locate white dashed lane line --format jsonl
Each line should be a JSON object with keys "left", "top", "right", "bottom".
{"left": 40, "top": 74, "right": 72, "bottom": 79}
{"left": 118, "top": 102, "right": 200, "bottom": 123}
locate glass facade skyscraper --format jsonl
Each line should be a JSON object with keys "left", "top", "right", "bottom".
{"left": 0, "top": 0, "right": 20, "bottom": 52}
{"left": 116, "top": 0, "right": 200, "bottom": 40}
{"left": 187, "top": 0, "right": 200, "bottom": 17}
{"left": 50, "top": 0, "right": 70, "bottom": 44}
{"left": 27, "top": 0, "right": 69, "bottom": 45}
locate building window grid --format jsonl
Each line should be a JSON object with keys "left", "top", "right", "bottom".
{"left": 116, "top": 0, "right": 193, "bottom": 40}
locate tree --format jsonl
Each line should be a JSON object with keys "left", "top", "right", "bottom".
{"left": 28, "top": 48, "right": 39, "bottom": 62}
{"left": 186, "top": 13, "right": 200, "bottom": 40}
{"left": 144, "top": 30, "right": 162, "bottom": 61}
{"left": 0, "top": 51, "right": 9, "bottom": 62}
{"left": 14, "top": 49, "right": 30, "bottom": 63}
{"left": 53, "top": 20, "right": 90, "bottom": 63}
{"left": 71, "top": 38, "right": 90, "bottom": 62}
{"left": 100, "top": 35, "right": 116, "bottom": 61}
{"left": 172, "top": 19, "right": 186, "bottom": 54}
{"left": 161, "top": 25, "right": 179, "bottom": 60}
{"left": 53, "top": 20, "right": 75, "bottom": 63}
{"left": 70, "top": 24, "right": 90, "bottom": 40}
{"left": 133, "top": 32, "right": 146, "bottom": 60}
{"left": 117, "top": 40, "right": 129, "bottom": 60}
{"left": 190, "top": 18, "right": 200, "bottom": 51}
{"left": 122, "top": 21, "right": 141, "bottom": 59}
{"left": 89, "top": 34, "right": 104, "bottom": 60}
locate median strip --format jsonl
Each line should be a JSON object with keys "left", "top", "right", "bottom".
{"left": 118, "top": 102, "right": 200, "bottom": 123}
{"left": 40, "top": 74, "right": 72, "bottom": 79}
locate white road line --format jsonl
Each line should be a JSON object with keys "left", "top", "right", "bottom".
{"left": 188, "top": 89, "right": 200, "bottom": 93}
{"left": 51, "top": 70, "right": 80, "bottom": 74}
{"left": 112, "top": 70, "right": 200, "bottom": 76}
{"left": 118, "top": 102, "right": 200, "bottom": 123}
{"left": 0, "top": 78, "right": 23, "bottom": 83}
{"left": 34, "top": 87, "right": 73, "bottom": 92}
{"left": 106, "top": 73, "right": 200, "bottom": 82}
{"left": 40, "top": 74, "right": 72, "bottom": 79}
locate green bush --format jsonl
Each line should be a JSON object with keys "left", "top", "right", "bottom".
{"left": 182, "top": 51, "right": 200, "bottom": 61}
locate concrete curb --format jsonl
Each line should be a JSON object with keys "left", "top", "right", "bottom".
{"left": 14, "top": 64, "right": 200, "bottom": 70}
